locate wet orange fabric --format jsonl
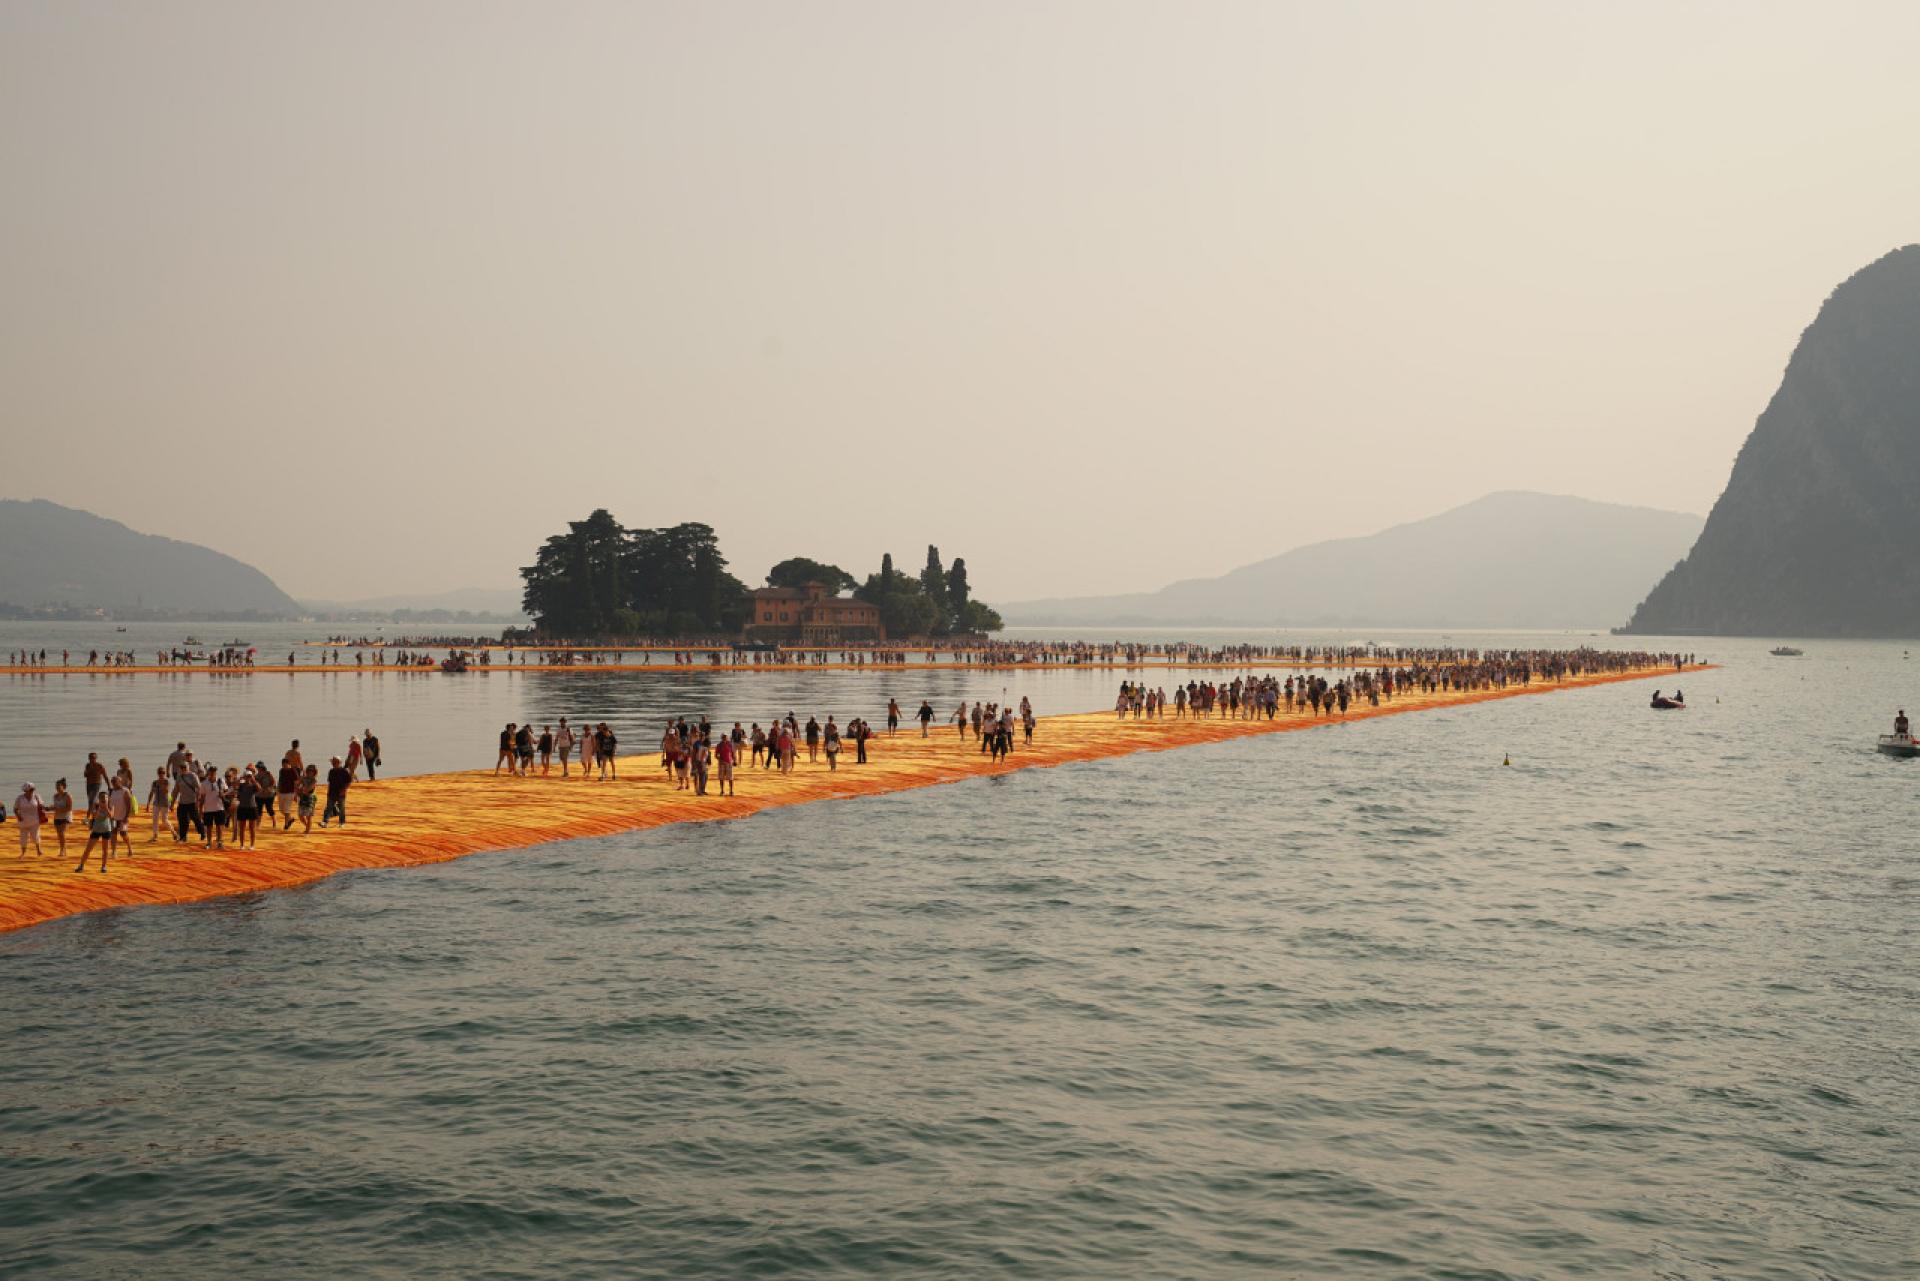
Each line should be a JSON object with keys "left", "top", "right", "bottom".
{"left": 0, "top": 665, "right": 1690, "bottom": 934}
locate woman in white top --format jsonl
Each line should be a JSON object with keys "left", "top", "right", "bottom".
{"left": 555, "top": 719, "right": 575, "bottom": 777}
{"left": 13, "top": 784, "right": 42, "bottom": 856}
{"left": 198, "top": 769, "right": 227, "bottom": 850}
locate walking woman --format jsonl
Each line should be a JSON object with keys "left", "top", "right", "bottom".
{"left": 579, "top": 721, "right": 597, "bottom": 779}
{"left": 668, "top": 730, "right": 688, "bottom": 790}
{"left": 49, "top": 779, "right": 73, "bottom": 859}
{"left": 823, "top": 717, "right": 840, "bottom": 771}
{"left": 13, "top": 783, "right": 43, "bottom": 857}
{"left": 556, "top": 719, "right": 575, "bottom": 777}
{"left": 76, "top": 790, "right": 115, "bottom": 873}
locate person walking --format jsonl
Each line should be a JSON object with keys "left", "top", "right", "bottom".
{"left": 198, "top": 767, "right": 227, "bottom": 850}
{"left": 75, "top": 791, "right": 115, "bottom": 873}
{"left": 277, "top": 756, "right": 300, "bottom": 830}
{"left": 361, "top": 729, "right": 381, "bottom": 780}
{"left": 917, "top": 700, "right": 934, "bottom": 737}
{"left": 321, "top": 757, "right": 351, "bottom": 827}
{"left": 555, "top": 719, "right": 575, "bottom": 777}
{"left": 49, "top": 779, "right": 73, "bottom": 860}
{"left": 145, "top": 767, "right": 170, "bottom": 842}
{"left": 107, "top": 775, "right": 134, "bottom": 856}
{"left": 228, "top": 768, "right": 257, "bottom": 850}
{"left": 172, "top": 768, "right": 202, "bottom": 843}
{"left": 690, "top": 736, "right": 710, "bottom": 796}
{"left": 82, "top": 752, "right": 107, "bottom": 806}
{"left": 597, "top": 723, "right": 617, "bottom": 780}
{"left": 823, "top": 717, "right": 840, "bottom": 771}
{"left": 295, "top": 765, "right": 318, "bottom": 833}
{"left": 13, "top": 783, "right": 43, "bottom": 857}
{"left": 714, "top": 732, "right": 735, "bottom": 797}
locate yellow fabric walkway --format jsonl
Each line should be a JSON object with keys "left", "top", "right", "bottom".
{"left": 0, "top": 665, "right": 1686, "bottom": 934}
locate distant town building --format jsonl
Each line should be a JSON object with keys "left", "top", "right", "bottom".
{"left": 744, "top": 583, "right": 884, "bottom": 643}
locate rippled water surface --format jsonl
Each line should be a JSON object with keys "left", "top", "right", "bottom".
{"left": 2, "top": 626, "right": 1916, "bottom": 1279}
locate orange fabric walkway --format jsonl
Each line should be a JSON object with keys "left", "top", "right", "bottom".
{"left": 0, "top": 664, "right": 1688, "bottom": 934}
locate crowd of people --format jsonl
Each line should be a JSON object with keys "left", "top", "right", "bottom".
{"left": 4, "top": 642, "right": 1695, "bottom": 877}
{"left": 8, "top": 730, "right": 382, "bottom": 872}
{"left": 487, "top": 703, "right": 918, "bottom": 795}
{"left": 8, "top": 639, "right": 1702, "bottom": 675}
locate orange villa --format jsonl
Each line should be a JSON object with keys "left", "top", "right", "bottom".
{"left": 743, "top": 582, "right": 885, "bottom": 644}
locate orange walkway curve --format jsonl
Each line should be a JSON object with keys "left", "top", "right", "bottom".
{"left": 0, "top": 664, "right": 1692, "bottom": 935}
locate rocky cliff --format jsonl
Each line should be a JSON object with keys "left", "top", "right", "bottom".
{"left": 1624, "top": 246, "right": 1920, "bottom": 637}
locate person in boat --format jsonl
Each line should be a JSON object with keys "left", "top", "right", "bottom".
{"left": 1673, "top": 689, "right": 1683, "bottom": 704}
{"left": 1897, "top": 709, "right": 1910, "bottom": 738}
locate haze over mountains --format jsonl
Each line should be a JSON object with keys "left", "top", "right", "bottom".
{"left": 0, "top": 499, "right": 299, "bottom": 617}
{"left": 298, "top": 587, "right": 526, "bottom": 620}
{"left": 1005, "top": 493, "right": 1703, "bottom": 630}
{"left": 1625, "top": 245, "right": 1920, "bottom": 638}
{"left": 0, "top": 499, "right": 521, "bottom": 621}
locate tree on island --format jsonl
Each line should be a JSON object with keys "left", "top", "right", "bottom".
{"left": 520, "top": 510, "right": 748, "bottom": 636}
{"left": 765, "top": 557, "right": 858, "bottom": 594}
{"left": 854, "top": 547, "right": 1001, "bottom": 637}
{"left": 520, "top": 517, "right": 1001, "bottom": 638}
{"left": 945, "top": 556, "right": 1002, "bottom": 632}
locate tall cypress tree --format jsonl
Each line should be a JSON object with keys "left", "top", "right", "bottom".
{"left": 920, "top": 545, "right": 947, "bottom": 613}
{"left": 947, "top": 558, "right": 970, "bottom": 620}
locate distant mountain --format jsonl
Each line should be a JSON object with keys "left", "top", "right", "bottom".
{"left": 1624, "top": 246, "right": 1920, "bottom": 637}
{"left": 300, "top": 587, "right": 527, "bottom": 618}
{"left": 0, "top": 499, "right": 298, "bottom": 616}
{"left": 1006, "top": 492, "right": 1702, "bottom": 629}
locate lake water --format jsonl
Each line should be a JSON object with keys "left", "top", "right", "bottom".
{"left": 2, "top": 623, "right": 1915, "bottom": 1279}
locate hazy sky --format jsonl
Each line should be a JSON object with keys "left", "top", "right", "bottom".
{"left": 3, "top": 1, "right": 1917, "bottom": 604}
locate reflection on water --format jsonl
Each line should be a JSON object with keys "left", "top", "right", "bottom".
{"left": 2, "top": 625, "right": 1915, "bottom": 1278}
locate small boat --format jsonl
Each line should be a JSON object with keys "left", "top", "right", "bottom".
{"left": 1650, "top": 693, "right": 1686, "bottom": 710}
{"left": 1877, "top": 734, "right": 1919, "bottom": 758}
{"left": 440, "top": 655, "right": 469, "bottom": 673}
{"left": 183, "top": 635, "right": 202, "bottom": 645}
{"left": 1770, "top": 646, "right": 1803, "bottom": 657}
{"left": 114, "top": 626, "right": 127, "bottom": 633}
